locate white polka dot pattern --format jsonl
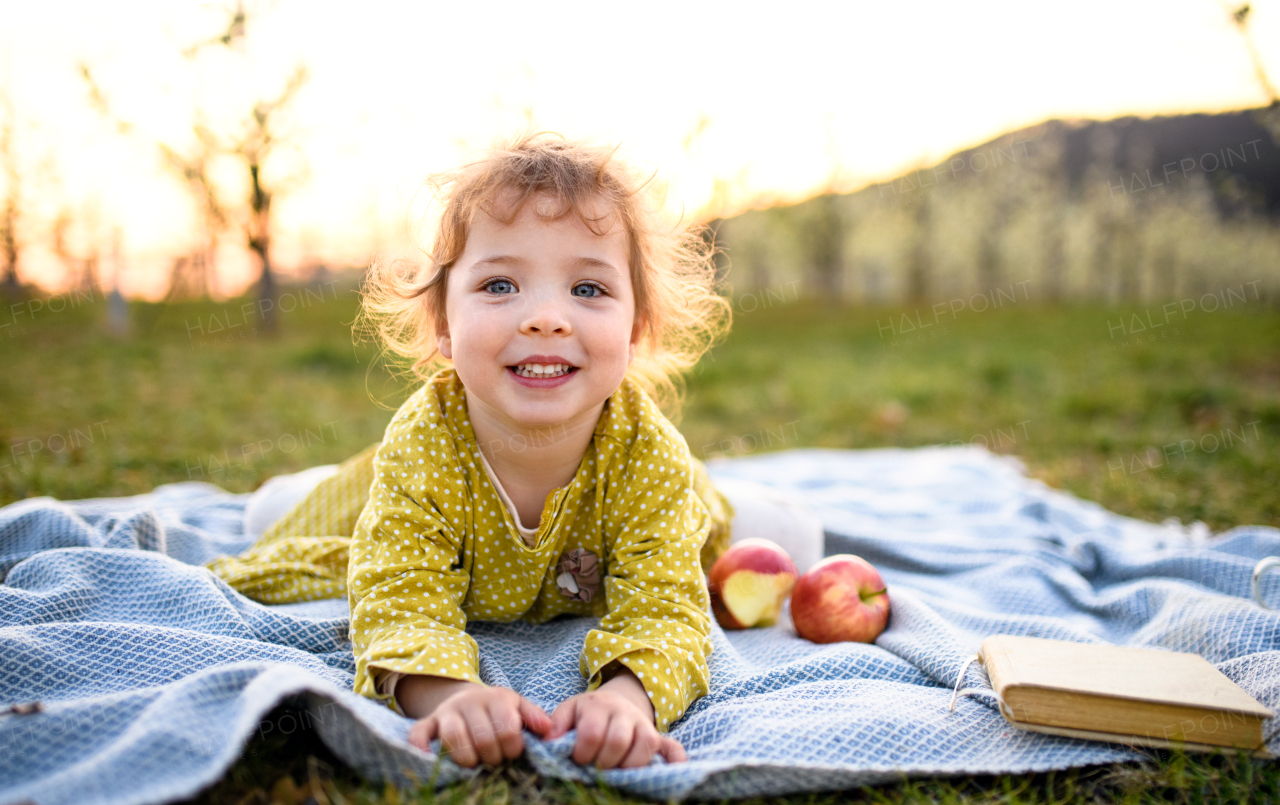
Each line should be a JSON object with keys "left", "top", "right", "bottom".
{"left": 206, "top": 443, "right": 379, "bottom": 603}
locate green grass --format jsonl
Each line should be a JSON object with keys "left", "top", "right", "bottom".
{"left": 678, "top": 298, "right": 1279, "bottom": 532}
{"left": 183, "top": 703, "right": 1280, "bottom": 805}
{"left": 3, "top": 290, "right": 1278, "bottom": 803}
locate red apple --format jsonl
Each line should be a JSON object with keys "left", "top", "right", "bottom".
{"left": 707, "top": 538, "right": 798, "bottom": 629}
{"left": 790, "top": 554, "right": 890, "bottom": 644}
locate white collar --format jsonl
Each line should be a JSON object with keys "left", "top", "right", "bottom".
{"left": 476, "top": 447, "right": 541, "bottom": 546}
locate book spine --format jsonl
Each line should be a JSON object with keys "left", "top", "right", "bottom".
{"left": 980, "top": 636, "right": 1020, "bottom": 718}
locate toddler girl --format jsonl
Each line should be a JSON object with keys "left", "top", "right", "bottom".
{"left": 215, "top": 130, "right": 747, "bottom": 770}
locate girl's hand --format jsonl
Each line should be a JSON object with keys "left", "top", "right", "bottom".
{"left": 548, "top": 665, "right": 688, "bottom": 769}
{"left": 406, "top": 681, "right": 553, "bottom": 768}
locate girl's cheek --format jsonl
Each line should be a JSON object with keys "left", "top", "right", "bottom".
{"left": 457, "top": 302, "right": 510, "bottom": 336}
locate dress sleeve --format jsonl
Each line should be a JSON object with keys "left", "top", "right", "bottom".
{"left": 348, "top": 430, "right": 484, "bottom": 713}
{"left": 581, "top": 428, "right": 714, "bottom": 733}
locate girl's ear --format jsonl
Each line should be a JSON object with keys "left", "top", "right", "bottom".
{"left": 627, "top": 314, "right": 646, "bottom": 364}
{"left": 437, "top": 328, "right": 452, "bottom": 360}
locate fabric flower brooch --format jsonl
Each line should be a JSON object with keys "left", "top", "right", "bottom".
{"left": 555, "top": 547, "right": 600, "bottom": 602}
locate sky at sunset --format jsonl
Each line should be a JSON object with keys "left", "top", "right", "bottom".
{"left": 2, "top": 0, "right": 1278, "bottom": 299}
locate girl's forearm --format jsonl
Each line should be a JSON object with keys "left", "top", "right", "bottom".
{"left": 396, "top": 674, "right": 482, "bottom": 719}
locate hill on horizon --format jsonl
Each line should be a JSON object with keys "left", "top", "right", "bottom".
{"left": 711, "top": 106, "right": 1280, "bottom": 305}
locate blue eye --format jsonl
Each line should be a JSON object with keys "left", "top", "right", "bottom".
{"left": 484, "top": 279, "right": 515, "bottom": 295}
{"left": 573, "top": 282, "right": 605, "bottom": 298}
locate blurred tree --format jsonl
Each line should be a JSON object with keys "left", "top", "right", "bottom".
{"left": 106, "top": 227, "right": 130, "bottom": 336}
{"left": 231, "top": 66, "right": 309, "bottom": 333}
{"left": 51, "top": 209, "right": 100, "bottom": 295}
{"left": 1091, "top": 209, "right": 1117, "bottom": 300}
{"left": 80, "top": 1, "right": 308, "bottom": 332}
{"left": 183, "top": 2, "right": 308, "bottom": 332}
{"left": 159, "top": 126, "right": 226, "bottom": 300}
{"left": 182, "top": 2, "right": 246, "bottom": 56}
{"left": 1151, "top": 240, "right": 1178, "bottom": 300}
{"left": 1040, "top": 210, "right": 1066, "bottom": 301}
{"left": 906, "top": 193, "right": 932, "bottom": 301}
{"left": 1112, "top": 212, "right": 1141, "bottom": 300}
{"left": 806, "top": 116, "right": 854, "bottom": 302}
{"left": 805, "top": 192, "right": 847, "bottom": 301}
{"left": 977, "top": 194, "right": 1011, "bottom": 291}
{"left": 0, "top": 91, "right": 22, "bottom": 300}
{"left": 80, "top": 67, "right": 226, "bottom": 304}
{"left": 1229, "top": 4, "right": 1280, "bottom": 146}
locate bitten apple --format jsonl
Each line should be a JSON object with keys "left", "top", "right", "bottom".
{"left": 790, "top": 554, "right": 890, "bottom": 643}
{"left": 707, "top": 538, "right": 798, "bottom": 629}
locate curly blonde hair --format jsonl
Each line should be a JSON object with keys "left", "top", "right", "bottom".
{"left": 355, "top": 129, "right": 732, "bottom": 421}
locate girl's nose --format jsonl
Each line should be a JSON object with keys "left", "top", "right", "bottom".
{"left": 518, "top": 287, "right": 573, "bottom": 335}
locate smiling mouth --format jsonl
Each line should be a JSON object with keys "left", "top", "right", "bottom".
{"left": 508, "top": 363, "right": 578, "bottom": 379}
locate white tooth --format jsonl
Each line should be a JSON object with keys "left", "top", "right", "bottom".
{"left": 514, "top": 362, "right": 571, "bottom": 377}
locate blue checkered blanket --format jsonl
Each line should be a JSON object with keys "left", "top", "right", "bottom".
{"left": 2, "top": 446, "right": 1278, "bottom": 804}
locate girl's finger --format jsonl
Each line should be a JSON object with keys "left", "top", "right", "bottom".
{"left": 549, "top": 695, "right": 579, "bottom": 739}
{"left": 570, "top": 707, "right": 611, "bottom": 767}
{"left": 594, "top": 714, "right": 635, "bottom": 770}
{"left": 408, "top": 715, "right": 437, "bottom": 752}
{"left": 619, "top": 725, "right": 660, "bottom": 768}
{"left": 518, "top": 697, "right": 553, "bottom": 738}
{"left": 488, "top": 700, "right": 525, "bottom": 761}
{"left": 658, "top": 734, "right": 687, "bottom": 764}
{"left": 462, "top": 704, "right": 503, "bottom": 767}
{"left": 437, "top": 712, "right": 478, "bottom": 768}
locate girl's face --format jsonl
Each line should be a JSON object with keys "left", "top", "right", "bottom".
{"left": 437, "top": 190, "right": 642, "bottom": 431}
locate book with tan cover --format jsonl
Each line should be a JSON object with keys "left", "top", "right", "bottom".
{"left": 978, "top": 635, "right": 1273, "bottom": 756}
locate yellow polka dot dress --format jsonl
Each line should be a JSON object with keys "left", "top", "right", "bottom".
{"left": 208, "top": 367, "right": 735, "bottom": 734}
{"left": 206, "top": 443, "right": 379, "bottom": 603}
